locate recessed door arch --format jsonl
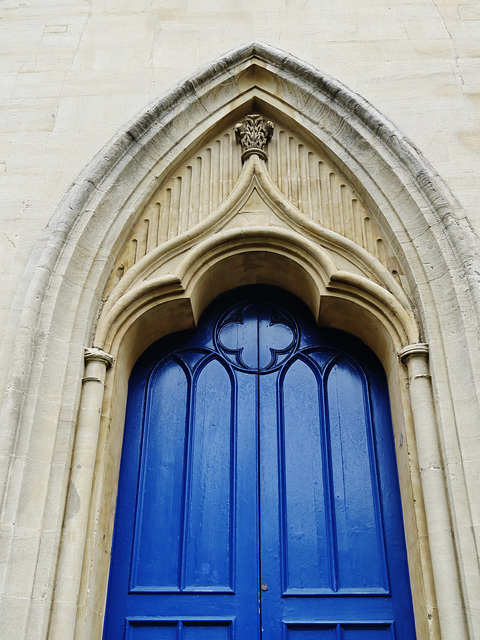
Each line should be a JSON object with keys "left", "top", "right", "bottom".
{"left": 103, "top": 285, "right": 416, "bottom": 639}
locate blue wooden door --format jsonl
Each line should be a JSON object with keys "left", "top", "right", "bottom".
{"left": 103, "top": 287, "right": 416, "bottom": 640}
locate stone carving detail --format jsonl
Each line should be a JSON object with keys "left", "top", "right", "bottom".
{"left": 106, "top": 130, "right": 242, "bottom": 291}
{"left": 105, "top": 118, "right": 406, "bottom": 297}
{"left": 235, "top": 113, "right": 274, "bottom": 162}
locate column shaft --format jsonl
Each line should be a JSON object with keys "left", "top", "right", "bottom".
{"left": 49, "top": 348, "right": 113, "bottom": 639}
{"left": 400, "top": 344, "right": 467, "bottom": 639}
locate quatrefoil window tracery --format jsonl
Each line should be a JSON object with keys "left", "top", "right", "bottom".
{"left": 214, "top": 302, "right": 299, "bottom": 373}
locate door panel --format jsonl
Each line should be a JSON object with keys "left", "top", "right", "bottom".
{"left": 184, "top": 357, "right": 234, "bottom": 590}
{"left": 281, "top": 358, "right": 331, "bottom": 592}
{"left": 285, "top": 624, "right": 394, "bottom": 640}
{"left": 130, "top": 357, "right": 189, "bottom": 591}
{"left": 325, "top": 358, "right": 387, "bottom": 591}
{"left": 103, "top": 286, "right": 416, "bottom": 639}
{"left": 126, "top": 620, "right": 233, "bottom": 640}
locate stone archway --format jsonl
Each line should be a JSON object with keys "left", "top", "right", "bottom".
{"left": 2, "top": 43, "right": 479, "bottom": 640}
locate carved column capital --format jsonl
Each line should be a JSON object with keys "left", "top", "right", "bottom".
{"left": 235, "top": 113, "right": 274, "bottom": 162}
{"left": 399, "top": 342, "right": 429, "bottom": 364}
{"left": 84, "top": 347, "right": 114, "bottom": 368}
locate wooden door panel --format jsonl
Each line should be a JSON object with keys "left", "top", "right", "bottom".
{"left": 284, "top": 623, "right": 394, "bottom": 640}
{"left": 130, "top": 357, "right": 189, "bottom": 591}
{"left": 126, "top": 620, "right": 177, "bottom": 639}
{"left": 325, "top": 358, "right": 388, "bottom": 592}
{"left": 126, "top": 619, "right": 233, "bottom": 640}
{"left": 184, "top": 357, "right": 234, "bottom": 591}
{"left": 104, "top": 335, "right": 259, "bottom": 637}
{"left": 341, "top": 626, "right": 394, "bottom": 639}
{"left": 280, "top": 357, "right": 332, "bottom": 592}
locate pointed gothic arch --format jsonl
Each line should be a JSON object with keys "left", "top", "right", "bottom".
{"left": 2, "top": 43, "right": 480, "bottom": 640}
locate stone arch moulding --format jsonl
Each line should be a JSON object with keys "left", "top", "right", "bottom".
{"left": 1, "top": 42, "right": 479, "bottom": 640}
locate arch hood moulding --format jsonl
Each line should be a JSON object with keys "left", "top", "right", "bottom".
{"left": 1, "top": 42, "right": 480, "bottom": 640}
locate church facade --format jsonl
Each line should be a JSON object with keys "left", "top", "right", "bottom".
{"left": 1, "top": 5, "right": 480, "bottom": 640}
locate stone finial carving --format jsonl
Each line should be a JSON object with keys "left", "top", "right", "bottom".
{"left": 235, "top": 113, "right": 274, "bottom": 162}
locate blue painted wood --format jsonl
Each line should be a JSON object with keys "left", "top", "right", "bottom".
{"left": 281, "top": 358, "right": 331, "bottom": 591}
{"left": 126, "top": 619, "right": 233, "bottom": 640}
{"left": 130, "top": 357, "right": 189, "bottom": 591}
{"left": 326, "top": 357, "right": 387, "bottom": 591}
{"left": 284, "top": 623, "right": 393, "bottom": 640}
{"left": 103, "top": 286, "right": 416, "bottom": 640}
{"left": 184, "top": 357, "right": 234, "bottom": 590}
{"left": 127, "top": 621, "right": 177, "bottom": 640}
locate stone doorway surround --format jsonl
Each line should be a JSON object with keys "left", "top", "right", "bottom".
{"left": 1, "top": 42, "right": 479, "bottom": 640}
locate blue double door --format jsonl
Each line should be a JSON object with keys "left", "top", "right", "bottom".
{"left": 104, "top": 287, "right": 416, "bottom": 640}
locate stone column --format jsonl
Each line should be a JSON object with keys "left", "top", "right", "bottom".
{"left": 399, "top": 343, "right": 467, "bottom": 639}
{"left": 49, "top": 348, "right": 113, "bottom": 639}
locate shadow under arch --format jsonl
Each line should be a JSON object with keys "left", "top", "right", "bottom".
{"left": 1, "top": 42, "right": 477, "bottom": 640}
